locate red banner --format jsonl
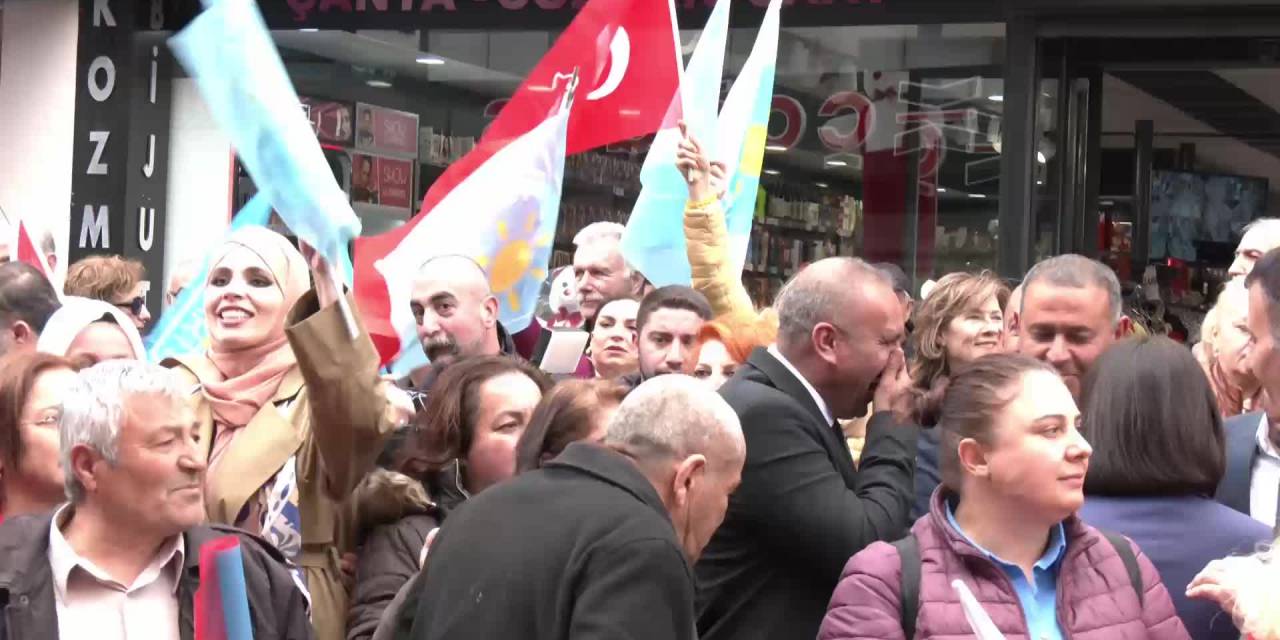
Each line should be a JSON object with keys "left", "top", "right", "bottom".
{"left": 355, "top": 103, "right": 419, "bottom": 158}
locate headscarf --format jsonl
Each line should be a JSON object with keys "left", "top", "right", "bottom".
{"left": 201, "top": 227, "right": 311, "bottom": 468}
{"left": 36, "top": 296, "right": 145, "bottom": 360}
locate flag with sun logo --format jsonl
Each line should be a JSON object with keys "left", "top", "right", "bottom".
{"left": 715, "top": 0, "right": 782, "bottom": 277}
{"left": 364, "top": 93, "right": 573, "bottom": 373}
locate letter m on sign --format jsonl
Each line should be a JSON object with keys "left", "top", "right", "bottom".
{"left": 80, "top": 204, "right": 110, "bottom": 249}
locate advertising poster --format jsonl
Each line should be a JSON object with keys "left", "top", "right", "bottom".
{"left": 355, "top": 102, "right": 419, "bottom": 158}
{"left": 350, "top": 152, "right": 413, "bottom": 211}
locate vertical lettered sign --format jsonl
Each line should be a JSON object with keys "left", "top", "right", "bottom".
{"left": 69, "top": 0, "right": 170, "bottom": 322}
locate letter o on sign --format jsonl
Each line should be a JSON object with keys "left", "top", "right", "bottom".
{"left": 88, "top": 56, "right": 116, "bottom": 103}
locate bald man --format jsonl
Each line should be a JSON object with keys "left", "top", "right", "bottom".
{"left": 695, "top": 257, "right": 918, "bottom": 640}
{"left": 1230, "top": 219, "right": 1280, "bottom": 278}
{"left": 407, "top": 255, "right": 517, "bottom": 388}
{"left": 408, "top": 376, "right": 745, "bottom": 640}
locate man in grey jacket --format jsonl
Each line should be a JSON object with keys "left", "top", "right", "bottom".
{"left": 0, "top": 360, "right": 310, "bottom": 640}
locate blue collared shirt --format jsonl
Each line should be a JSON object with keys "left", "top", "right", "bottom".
{"left": 946, "top": 503, "right": 1068, "bottom": 640}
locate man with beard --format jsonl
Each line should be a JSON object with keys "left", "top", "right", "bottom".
{"left": 405, "top": 255, "right": 520, "bottom": 391}
{"left": 694, "top": 257, "right": 919, "bottom": 640}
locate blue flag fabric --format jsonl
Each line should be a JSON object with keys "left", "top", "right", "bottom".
{"left": 145, "top": 194, "right": 273, "bottom": 363}
{"left": 168, "top": 0, "right": 360, "bottom": 278}
{"left": 620, "top": 0, "right": 731, "bottom": 287}
{"left": 715, "top": 0, "right": 782, "bottom": 277}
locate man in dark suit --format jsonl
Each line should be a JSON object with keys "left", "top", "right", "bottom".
{"left": 694, "top": 257, "right": 919, "bottom": 640}
{"left": 407, "top": 375, "right": 746, "bottom": 640}
{"left": 1217, "top": 247, "right": 1280, "bottom": 528}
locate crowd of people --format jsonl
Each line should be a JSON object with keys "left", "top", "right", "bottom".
{"left": 2, "top": 126, "right": 1280, "bottom": 640}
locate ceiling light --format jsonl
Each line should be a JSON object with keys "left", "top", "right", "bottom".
{"left": 366, "top": 79, "right": 392, "bottom": 88}
{"left": 989, "top": 95, "right": 1004, "bottom": 102}
{"left": 936, "top": 187, "right": 948, "bottom": 193}
{"left": 815, "top": 182, "right": 829, "bottom": 188}
{"left": 765, "top": 145, "right": 787, "bottom": 152}
{"left": 763, "top": 169, "right": 780, "bottom": 176}
{"left": 300, "top": 28, "right": 319, "bottom": 32}
{"left": 968, "top": 193, "right": 987, "bottom": 199}
{"left": 415, "top": 56, "right": 445, "bottom": 65}
{"left": 1037, "top": 151, "right": 1047, "bottom": 164}
{"left": 826, "top": 160, "right": 848, "bottom": 167}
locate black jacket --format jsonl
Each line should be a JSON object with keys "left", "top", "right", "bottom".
{"left": 694, "top": 348, "right": 919, "bottom": 640}
{"left": 0, "top": 512, "right": 312, "bottom": 640}
{"left": 1216, "top": 411, "right": 1265, "bottom": 517}
{"left": 407, "top": 442, "right": 696, "bottom": 640}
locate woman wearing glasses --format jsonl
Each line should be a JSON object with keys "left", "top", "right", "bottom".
{"left": 36, "top": 296, "right": 146, "bottom": 367}
{"left": 64, "top": 254, "right": 152, "bottom": 331}
{"left": 0, "top": 351, "right": 77, "bottom": 522}
{"left": 163, "top": 227, "right": 411, "bottom": 640}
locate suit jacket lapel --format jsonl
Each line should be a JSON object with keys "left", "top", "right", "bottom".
{"left": 204, "top": 367, "right": 307, "bottom": 525}
{"left": 1218, "top": 411, "right": 1264, "bottom": 515}
{"left": 746, "top": 348, "right": 828, "bottom": 428}
{"left": 744, "top": 348, "right": 858, "bottom": 477}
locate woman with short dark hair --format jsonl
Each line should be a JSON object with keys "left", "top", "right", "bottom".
{"left": 0, "top": 352, "right": 77, "bottom": 521}
{"left": 515, "top": 379, "right": 628, "bottom": 473}
{"left": 1079, "top": 335, "right": 1271, "bottom": 640}
{"left": 348, "top": 355, "right": 552, "bottom": 640}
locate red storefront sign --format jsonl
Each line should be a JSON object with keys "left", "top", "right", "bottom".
{"left": 300, "top": 97, "right": 353, "bottom": 146}
{"left": 350, "top": 152, "right": 414, "bottom": 210}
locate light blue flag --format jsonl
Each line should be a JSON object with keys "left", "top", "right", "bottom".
{"left": 620, "top": 0, "right": 731, "bottom": 287}
{"left": 145, "top": 193, "right": 273, "bottom": 363}
{"left": 716, "top": 0, "right": 781, "bottom": 276}
{"left": 168, "top": 0, "right": 360, "bottom": 283}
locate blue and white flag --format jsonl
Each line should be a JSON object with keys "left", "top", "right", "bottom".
{"left": 169, "top": 0, "right": 360, "bottom": 288}
{"left": 620, "top": 0, "right": 732, "bottom": 287}
{"left": 715, "top": 0, "right": 781, "bottom": 276}
{"left": 145, "top": 193, "right": 273, "bottom": 363}
{"left": 374, "top": 96, "right": 573, "bottom": 376}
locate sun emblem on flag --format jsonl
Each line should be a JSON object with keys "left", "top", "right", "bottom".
{"left": 477, "top": 210, "right": 552, "bottom": 314}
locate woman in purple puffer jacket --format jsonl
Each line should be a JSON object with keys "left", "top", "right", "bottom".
{"left": 820, "top": 354, "right": 1190, "bottom": 640}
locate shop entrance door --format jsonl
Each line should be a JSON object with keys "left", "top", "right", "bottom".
{"left": 1027, "top": 18, "right": 1280, "bottom": 284}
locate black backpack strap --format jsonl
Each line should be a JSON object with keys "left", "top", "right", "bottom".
{"left": 1101, "top": 531, "right": 1144, "bottom": 606}
{"left": 891, "top": 534, "right": 921, "bottom": 640}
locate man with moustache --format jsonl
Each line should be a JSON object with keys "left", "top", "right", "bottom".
{"left": 0, "top": 361, "right": 309, "bottom": 640}
{"left": 694, "top": 257, "right": 919, "bottom": 640}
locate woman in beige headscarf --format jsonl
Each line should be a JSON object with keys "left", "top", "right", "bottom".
{"left": 164, "top": 227, "right": 408, "bottom": 640}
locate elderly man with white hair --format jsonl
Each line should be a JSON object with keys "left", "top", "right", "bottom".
{"left": 1229, "top": 218, "right": 1280, "bottom": 279}
{"left": 0, "top": 360, "right": 311, "bottom": 640}
{"left": 405, "top": 375, "right": 746, "bottom": 640}
{"left": 572, "top": 221, "right": 647, "bottom": 324}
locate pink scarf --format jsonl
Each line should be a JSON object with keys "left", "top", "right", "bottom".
{"left": 199, "top": 228, "right": 310, "bottom": 472}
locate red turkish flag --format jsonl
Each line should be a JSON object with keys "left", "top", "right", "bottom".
{"left": 415, "top": 0, "right": 680, "bottom": 219}
{"left": 15, "top": 219, "right": 51, "bottom": 281}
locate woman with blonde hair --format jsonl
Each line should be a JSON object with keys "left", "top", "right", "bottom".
{"left": 907, "top": 270, "right": 1008, "bottom": 518}
{"left": 1196, "top": 280, "right": 1261, "bottom": 417}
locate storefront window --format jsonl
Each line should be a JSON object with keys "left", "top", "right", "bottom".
{"left": 270, "top": 21, "right": 1006, "bottom": 302}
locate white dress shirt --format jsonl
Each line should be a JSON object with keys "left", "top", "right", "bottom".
{"left": 767, "top": 345, "right": 834, "bottom": 427}
{"left": 1249, "top": 414, "right": 1280, "bottom": 528}
{"left": 48, "top": 505, "right": 185, "bottom": 640}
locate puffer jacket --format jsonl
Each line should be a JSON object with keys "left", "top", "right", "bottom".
{"left": 346, "top": 467, "right": 467, "bottom": 640}
{"left": 685, "top": 199, "right": 756, "bottom": 320}
{"left": 820, "top": 490, "right": 1190, "bottom": 640}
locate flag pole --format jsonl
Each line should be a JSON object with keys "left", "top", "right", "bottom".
{"left": 333, "top": 257, "right": 359, "bottom": 341}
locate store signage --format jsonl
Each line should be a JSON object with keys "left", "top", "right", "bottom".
{"left": 355, "top": 103, "right": 420, "bottom": 158}
{"left": 301, "top": 96, "right": 354, "bottom": 146}
{"left": 69, "top": 0, "right": 171, "bottom": 321}
{"left": 350, "top": 152, "right": 415, "bottom": 210}
{"left": 259, "top": 0, "right": 890, "bottom": 29}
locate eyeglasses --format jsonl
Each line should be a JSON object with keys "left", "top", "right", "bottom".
{"left": 114, "top": 296, "right": 146, "bottom": 316}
